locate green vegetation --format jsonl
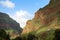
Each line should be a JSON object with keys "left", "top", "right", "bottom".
{"left": 0, "top": 29, "right": 10, "bottom": 40}
{"left": 0, "top": 0, "right": 60, "bottom": 40}
{"left": 1, "top": 29, "right": 60, "bottom": 40}
{"left": 17, "top": 29, "right": 55, "bottom": 40}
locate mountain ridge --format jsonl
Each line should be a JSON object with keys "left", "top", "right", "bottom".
{"left": 0, "top": 12, "right": 22, "bottom": 33}
{"left": 22, "top": 0, "right": 60, "bottom": 34}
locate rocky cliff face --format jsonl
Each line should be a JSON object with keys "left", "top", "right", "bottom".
{"left": 22, "top": 0, "right": 60, "bottom": 34}
{"left": 0, "top": 12, "right": 22, "bottom": 33}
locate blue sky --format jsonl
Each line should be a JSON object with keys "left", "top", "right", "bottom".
{"left": 0, "top": 0, "right": 50, "bottom": 28}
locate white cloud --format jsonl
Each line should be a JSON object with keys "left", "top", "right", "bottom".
{"left": 10, "top": 10, "right": 34, "bottom": 28}
{"left": 0, "top": 0, "right": 15, "bottom": 8}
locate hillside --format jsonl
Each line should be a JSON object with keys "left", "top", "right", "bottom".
{"left": 22, "top": 0, "right": 60, "bottom": 34}
{"left": 0, "top": 12, "right": 22, "bottom": 33}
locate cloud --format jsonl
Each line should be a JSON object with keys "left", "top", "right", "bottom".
{"left": 0, "top": 0, "right": 15, "bottom": 8}
{"left": 10, "top": 10, "right": 34, "bottom": 28}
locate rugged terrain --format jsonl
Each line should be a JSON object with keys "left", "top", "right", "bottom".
{"left": 22, "top": 0, "right": 60, "bottom": 34}
{"left": 0, "top": 12, "right": 22, "bottom": 33}
{"left": 0, "top": 0, "right": 60, "bottom": 40}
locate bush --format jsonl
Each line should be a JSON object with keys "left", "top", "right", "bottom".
{"left": 0, "top": 29, "right": 10, "bottom": 40}
{"left": 27, "top": 33, "right": 37, "bottom": 40}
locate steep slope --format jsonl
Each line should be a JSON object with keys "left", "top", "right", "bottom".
{"left": 0, "top": 12, "right": 22, "bottom": 33}
{"left": 22, "top": 0, "right": 60, "bottom": 34}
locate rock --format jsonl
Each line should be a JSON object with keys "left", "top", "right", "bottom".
{"left": 22, "top": 0, "right": 60, "bottom": 34}
{"left": 0, "top": 12, "right": 22, "bottom": 33}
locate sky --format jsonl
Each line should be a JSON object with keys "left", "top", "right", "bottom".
{"left": 0, "top": 0, "right": 50, "bottom": 28}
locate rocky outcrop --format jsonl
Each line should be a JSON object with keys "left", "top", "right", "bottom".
{"left": 0, "top": 12, "right": 22, "bottom": 33}
{"left": 22, "top": 0, "right": 60, "bottom": 34}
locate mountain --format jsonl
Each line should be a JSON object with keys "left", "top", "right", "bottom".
{"left": 22, "top": 0, "right": 60, "bottom": 34}
{"left": 0, "top": 12, "right": 22, "bottom": 33}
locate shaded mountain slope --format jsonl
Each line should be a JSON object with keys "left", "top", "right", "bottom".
{"left": 0, "top": 12, "right": 22, "bottom": 33}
